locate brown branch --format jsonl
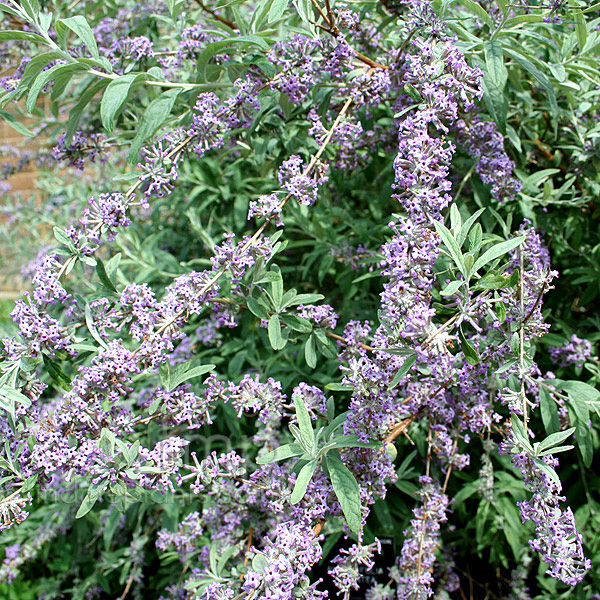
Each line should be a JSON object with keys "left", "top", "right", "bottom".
{"left": 312, "top": 519, "right": 326, "bottom": 536}
{"left": 194, "top": 0, "right": 238, "bottom": 30}
{"left": 243, "top": 527, "right": 254, "bottom": 566}
{"left": 120, "top": 573, "right": 135, "bottom": 600}
{"left": 325, "top": 330, "right": 374, "bottom": 352}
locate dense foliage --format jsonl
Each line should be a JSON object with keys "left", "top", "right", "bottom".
{"left": 1, "top": 0, "right": 600, "bottom": 598}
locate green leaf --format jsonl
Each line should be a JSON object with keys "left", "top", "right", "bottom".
{"left": 433, "top": 221, "right": 466, "bottom": 276}
{"left": 66, "top": 78, "right": 109, "bottom": 145}
{"left": 568, "top": 402, "right": 593, "bottom": 467}
{"left": 271, "top": 276, "right": 283, "bottom": 309}
{"left": 471, "top": 236, "right": 525, "bottom": 276}
{"left": 256, "top": 443, "right": 304, "bottom": 464}
{"left": 305, "top": 334, "right": 317, "bottom": 368}
{"left": 548, "top": 63, "right": 566, "bottom": 82}
{"left": 247, "top": 295, "right": 270, "bottom": 320}
{"left": 280, "top": 314, "right": 312, "bottom": 333}
{"left": 84, "top": 304, "right": 108, "bottom": 351}
{"left": 484, "top": 40, "right": 507, "bottom": 89}
{"left": 323, "top": 435, "right": 380, "bottom": 451}
{"left": 458, "top": 327, "right": 479, "bottom": 365}
{"left": 56, "top": 15, "right": 100, "bottom": 59}
{"left": 538, "top": 427, "right": 575, "bottom": 452}
{"left": 573, "top": 9, "right": 587, "bottom": 51}
{"left": 18, "top": 51, "right": 65, "bottom": 92}
{"left": 0, "top": 29, "right": 46, "bottom": 42}
{"left": 95, "top": 259, "right": 117, "bottom": 293}
{"left": 533, "top": 457, "right": 560, "bottom": 487}
{"left": 439, "top": 280, "right": 463, "bottom": 297}
{"left": 196, "top": 37, "right": 269, "bottom": 80}
{"left": 282, "top": 293, "right": 324, "bottom": 308}
{"left": 557, "top": 380, "right": 600, "bottom": 407}
{"left": 268, "top": 314, "right": 286, "bottom": 350}
{"left": 388, "top": 353, "right": 417, "bottom": 390}
{"left": 76, "top": 481, "right": 107, "bottom": 518}
{"left": 0, "top": 111, "right": 34, "bottom": 136}
{"left": 290, "top": 460, "right": 317, "bottom": 504}
{"left": 159, "top": 359, "right": 215, "bottom": 392}
{"left": 26, "top": 62, "right": 86, "bottom": 113}
{"left": 504, "top": 48, "right": 559, "bottom": 131}
{"left": 457, "top": 208, "right": 485, "bottom": 247}
{"left": 482, "top": 73, "right": 507, "bottom": 134}
{"left": 540, "top": 386, "right": 560, "bottom": 434}
{"left": 325, "top": 453, "right": 362, "bottom": 533}
{"left": 128, "top": 88, "right": 181, "bottom": 163}
{"left": 293, "top": 392, "right": 315, "bottom": 450}
{"left": 324, "top": 382, "right": 353, "bottom": 391}
{"left": 511, "top": 415, "right": 532, "bottom": 452}
{"left": 472, "top": 272, "right": 516, "bottom": 291}
{"left": 268, "top": 0, "right": 288, "bottom": 22}
{"left": 460, "top": 0, "right": 493, "bottom": 27}
{"left": 100, "top": 73, "right": 144, "bottom": 132}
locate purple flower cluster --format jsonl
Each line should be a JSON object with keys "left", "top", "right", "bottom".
{"left": 505, "top": 440, "right": 591, "bottom": 585}
{"left": 278, "top": 155, "right": 328, "bottom": 206}
{"left": 549, "top": 335, "right": 593, "bottom": 369}
{"left": 297, "top": 303, "right": 339, "bottom": 328}
{"left": 329, "top": 539, "right": 381, "bottom": 596}
{"left": 52, "top": 131, "right": 106, "bottom": 170}
{"left": 456, "top": 118, "right": 522, "bottom": 203}
{"left": 80, "top": 192, "right": 132, "bottom": 242}
{"left": 392, "top": 476, "right": 449, "bottom": 599}
{"left": 242, "top": 521, "right": 323, "bottom": 600}
{"left": 211, "top": 233, "right": 274, "bottom": 292}
{"left": 110, "top": 35, "right": 154, "bottom": 59}
{"left": 156, "top": 511, "right": 203, "bottom": 557}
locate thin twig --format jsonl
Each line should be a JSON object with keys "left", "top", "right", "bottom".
{"left": 194, "top": 0, "right": 238, "bottom": 29}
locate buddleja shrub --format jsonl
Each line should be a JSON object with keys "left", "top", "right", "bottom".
{"left": 0, "top": 0, "right": 599, "bottom": 598}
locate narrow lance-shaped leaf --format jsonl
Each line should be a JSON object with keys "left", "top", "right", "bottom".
{"left": 433, "top": 221, "right": 466, "bottom": 276}
{"left": 325, "top": 453, "right": 362, "bottom": 533}
{"left": 470, "top": 236, "right": 525, "bottom": 276}
{"left": 256, "top": 444, "right": 304, "bottom": 464}
{"left": 290, "top": 460, "right": 317, "bottom": 504}
{"left": 56, "top": 15, "right": 100, "bottom": 60}
{"left": 293, "top": 393, "right": 315, "bottom": 451}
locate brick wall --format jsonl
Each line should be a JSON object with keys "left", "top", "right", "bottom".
{"left": 0, "top": 118, "right": 39, "bottom": 296}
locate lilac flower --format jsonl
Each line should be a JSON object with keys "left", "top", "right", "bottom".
{"left": 329, "top": 539, "right": 381, "bottom": 596}
{"left": 156, "top": 511, "right": 203, "bottom": 557}
{"left": 393, "top": 476, "right": 449, "bottom": 600}
{"left": 188, "top": 93, "right": 226, "bottom": 157}
{"left": 268, "top": 35, "right": 318, "bottom": 103}
{"left": 297, "top": 304, "right": 339, "bottom": 328}
{"left": 177, "top": 25, "right": 219, "bottom": 61}
{"left": 0, "top": 493, "right": 29, "bottom": 532}
{"left": 248, "top": 193, "right": 283, "bottom": 226}
{"left": 80, "top": 192, "right": 131, "bottom": 242}
{"left": 138, "top": 129, "right": 186, "bottom": 198}
{"left": 182, "top": 450, "right": 246, "bottom": 494}
{"left": 52, "top": 131, "right": 106, "bottom": 170}
{"left": 30, "top": 254, "right": 70, "bottom": 305}
{"left": 138, "top": 436, "right": 190, "bottom": 493}
{"left": 119, "top": 282, "right": 158, "bottom": 340}
{"left": 502, "top": 437, "right": 591, "bottom": 585}
{"left": 242, "top": 521, "right": 323, "bottom": 600}
{"left": 224, "top": 76, "right": 261, "bottom": 129}
{"left": 143, "top": 384, "right": 213, "bottom": 429}
{"left": 456, "top": 118, "right": 522, "bottom": 203}
{"left": 549, "top": 335, "right": 593, "bottom": 369}
{"left": 11, "top": 294, "right": 73, "bottom": 357}
{"left": 111, "top": 35, "right": 154, "bottom": 59}
{"left": 211, "top": 233, "right": 274, "bottom": 293}
{"left": 278, "top": 155, "right": 328, "bottom": 206}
